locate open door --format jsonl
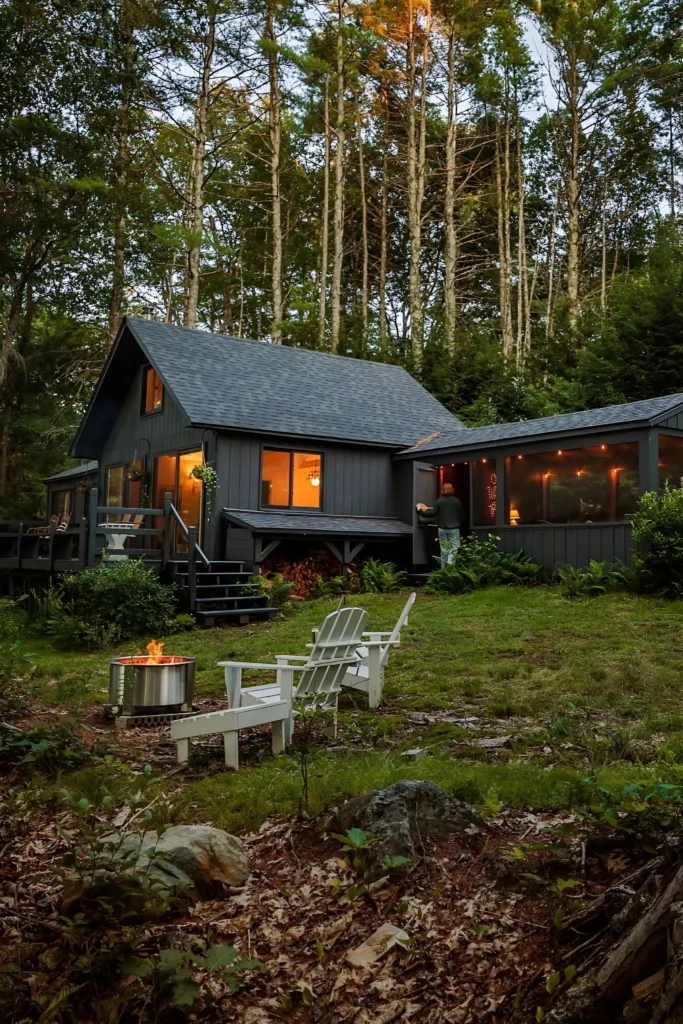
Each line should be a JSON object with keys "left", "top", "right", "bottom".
{"left": 412, "top": 462, "right": 439, "bottom": 567}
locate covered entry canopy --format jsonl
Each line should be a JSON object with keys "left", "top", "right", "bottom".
{"left": 222, "top": 509, "right": 412, "bottom": 570}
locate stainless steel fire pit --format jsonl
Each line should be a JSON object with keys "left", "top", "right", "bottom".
{"left": 109, "top": 650, "right": 195, "bottom": 719}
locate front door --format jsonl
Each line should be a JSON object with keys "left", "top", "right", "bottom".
{"left": 154, "top": 449, "right": 204, "bottom": 553}
{"left": 412, "top": 461, "right": 439, "bottom": 566}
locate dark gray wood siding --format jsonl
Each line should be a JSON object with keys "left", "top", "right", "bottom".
{"left": 661, "top": 414, "right": 683, "bottom": 431}
{"left": 472, "top": 524, "right": 637, "bottom": 573}
{"left": 215, "top": 434, "right": 397, "bottom": 517}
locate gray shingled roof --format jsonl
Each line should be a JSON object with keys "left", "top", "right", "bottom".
{"left": 125, "top": 318, "right": 463, "bottom": 447}
{"left": 44, "top": 461, "right": 98, "bottom": 484}
{"left": 223, "top": 509, "right": 412, "bottom": 536}
{"left": 402, "top": 393, "right": 683, "bottom": 456}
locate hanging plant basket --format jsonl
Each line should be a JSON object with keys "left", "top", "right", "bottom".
{"left": 126, "top": 466, "right": 145, "bottom": 482}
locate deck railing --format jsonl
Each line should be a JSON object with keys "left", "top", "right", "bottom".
{"left": 1, "top": 490, "right": 208, "bottom": 609}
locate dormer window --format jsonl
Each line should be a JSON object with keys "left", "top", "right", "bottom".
{"left": 142, "top": 366, "right": 163, "bottom": 415}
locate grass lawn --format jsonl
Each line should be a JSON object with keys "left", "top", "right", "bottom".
{"left": 17, "top": 586, "right": 683, "bottom": 832}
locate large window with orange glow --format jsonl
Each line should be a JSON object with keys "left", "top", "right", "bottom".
{"left": 261, "top": 449, "right": 321, "bottom": 509}
{"left": 659, "top": 435, "right": 683, "bottom": 489}
{"left": 142, "top": 366, "right": 163, "bottom": 414}
{"left": 504, "top": 443, "right": 639, "bottom": 525}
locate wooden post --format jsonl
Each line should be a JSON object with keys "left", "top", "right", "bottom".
{"left": 48, "top": 518, "right": 57, "bottom": 571}
{"left": 162, "top": 491, "right": 173, "bottom": 568}
{"left": 639, "top": 431, "right": 659, "bottom": 495}
{"left": 78, "top": 518, "right": 87, "bottom": 569}
{"left": 188, "top": 526, "right": 197, "bottom": 611}
{"left": 87, "top": 487, "right": 98, "bottom": 566}
{"left": 16, "top": 522, "right": 23, "bottom": 570}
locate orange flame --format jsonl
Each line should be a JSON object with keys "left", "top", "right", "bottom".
{"left": 146, "top": 639, "right": 165, "bottom": 664}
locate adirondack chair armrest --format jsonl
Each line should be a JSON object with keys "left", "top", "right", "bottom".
{"left": 218, "top": 661, "right": 308, "bottom": 670}
{"left": 361, "top": 631, "right": 394, "bottom": 639}
{"left": 274, "top": 654, "right": 310, "bottom": 662}
{"left": 362, "top": 638, "right": 399, "bottom": 647}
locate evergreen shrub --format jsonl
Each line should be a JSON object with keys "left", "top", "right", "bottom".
{"left": 424, "top": 535, "right": 545, "bottom": 594}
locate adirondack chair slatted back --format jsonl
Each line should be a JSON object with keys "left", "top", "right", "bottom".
{"left": 295, "top": 606, "right": 368, "bottom": 707}
{"left": 381, "top": 592, "right": 416, "bottom": 667}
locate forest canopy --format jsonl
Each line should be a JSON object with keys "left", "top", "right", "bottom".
{"left": 1, "top": 0, "right": 682, "bottom": 518}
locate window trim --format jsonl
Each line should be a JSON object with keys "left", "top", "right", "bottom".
{"left": 140, "top": 365, "right": 164, "bottom": 417}
{"left": 259, "top": 445, "right": 323, "bottom": 511}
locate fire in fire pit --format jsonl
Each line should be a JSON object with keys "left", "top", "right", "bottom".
{"left": 109, "top": 640, "right": 195, "bottom": 720}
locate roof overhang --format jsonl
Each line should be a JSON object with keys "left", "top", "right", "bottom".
{"left": 223, "top": 509, "right": 413, "bottom": 539}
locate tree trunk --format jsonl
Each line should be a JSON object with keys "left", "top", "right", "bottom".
{"left": 0, "top": 281, "right": 35, "bottom": 498}
{"left": 356, "top": 92, "right": 369, "bottom": 350}
{"left": 184, "top": 8, "right": 216, "bottom": 329}
{"left": 406, "top": 0, "right": 431, "bottom": 372}
{"left": 318, "top": 74, "right": 331, "bottom": 347}
{"left": 379, "top": 87, "right": 389, "bottom": 351}
{"left": 443, "top": 23, "right": 458, "bottom": 357}
{"left": 266, "top": 6, "right": 283, "bottom": 344}
{"left": 601, "top": 179, "right": 608, "bottom": 311}
{"left": 330, "top": 2, "right": 345, "bottom": 355}
{"left": 566, "top": 57, "right": 581, "bottom": 322}
{"left": 515, "top": 97, "right": 529, "bottom": 369}
{"left": 108, "top": 7, "right": 133, "bottom": 347}
{"left": 546, "top": 187, "right": 558, "bottom": 339}
{"left": 495, "top": 118, "right": 514, "bottom": 360}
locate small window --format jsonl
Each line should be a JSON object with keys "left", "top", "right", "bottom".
{"left": 142, "top": 366, "right": 163, "bottom": 414}
{"left": 659, "top": 435, "right": 683, "bottom": 489}
{"left": 261, "top": 449, "right": 321, "bottom": 509}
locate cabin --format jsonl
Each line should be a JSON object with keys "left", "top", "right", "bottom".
{"left": 2, "top": 315, "right": 683, "bottom": 621}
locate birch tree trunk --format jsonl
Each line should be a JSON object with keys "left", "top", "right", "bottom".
{"left": 108, "top": 7, "right": 133, "bottom": 347}
{"left": 330, "top": 1, "right": 345, "bottom": 355}
{"left": 495, "top": 117, "right": 514, "bottom": 360}
{"left": 566, "top": 56, "right": 581, "bottom": 322}
{"left": 443, "top": 23, "right": 458, "bottom": 357}
{"left": 379, "top": 87, "right": 389, "bottom": 351}
{"left": 546, "top": 187, "right": 558, "bottom": 339}
{"left": 318, "top": 73, "right": 331, "bottom": 347}
{"left": 356, "top": 92, "right": 369, "bottom": 348}
{"left": 266, "top": 6, "right": 283, "bottom": 344}
{"left": 406, "top": 0, "right": 431, "bottom": 372}
{"left": 184, "top": 8, "right": 216, "bottom": 329}
{"left": 515, "top": 99, "right": 529, "bottom": 368}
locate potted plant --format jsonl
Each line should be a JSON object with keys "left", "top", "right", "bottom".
{"left": 190, "top": 463, "right": 219, "bottom": 518}
{"left": 126, "top": 464, "right": 145, "bottom": 482}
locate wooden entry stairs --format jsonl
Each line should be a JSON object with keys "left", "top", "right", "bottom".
{"left": 168, "top": 559, "right": 278, "bottom": 625}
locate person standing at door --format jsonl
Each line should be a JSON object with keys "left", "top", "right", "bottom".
{"left": 416, "top": 483, "right": 463, "bottom": 569}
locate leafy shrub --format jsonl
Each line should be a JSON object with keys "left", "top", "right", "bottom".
{"left": 255, "top": 572, "right": 293, "bottom": 608}
{"left": 311, "top": 573, "right": 345, "bottom": 598}
{"left": 0, "top": 721, "right": 109, "bottom": 773}
{"left": 0, "top": 597, "right": 32, "bottom": 717}
{"left": 359, "top": 558, "right": 407, "bottom": 593}
{"left": 168, "top": 612, "right": 196, "bottom": 632}
{"left": 631, "top": 484, "right": 683, "bottom": 596}
{"left": 576, "top": 775, "right": 683, "bottom": 836}
{"left": 425, "top": 535, "right": 545, "bottom": 594}
{"left": 553, "top": 560, "right": 631, "bottom": 598}
{"left": 50, "top": 559, "right": 175, "bottom": 648}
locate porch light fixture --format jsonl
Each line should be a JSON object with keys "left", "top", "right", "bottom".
{"left": 557, "top": 450, "right": 563, "bottom": 455}
{"left": 517, "top": 454, "right": 523, "bottom": 460}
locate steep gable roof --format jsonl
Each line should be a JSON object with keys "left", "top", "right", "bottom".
{"left": 73, "top": 318, "right": 463, "bottom": 455}
{"left": 401, "top": 393, "right": 683, "bottom": 456}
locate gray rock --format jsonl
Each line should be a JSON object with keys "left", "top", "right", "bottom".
{"left": 62, "top": 825, "right": 249, "bottom": 921}
{"left": 335, "top": 780, "right": 478, "bottom": 879}
{"left": 477, "top": 736, "right": 511, "bottom": 749}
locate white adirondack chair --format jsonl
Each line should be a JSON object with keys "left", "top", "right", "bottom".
{"left": 341, "top": 591, "right": 416, "bottom": 708}
{"left": 170, "top": 606, "right": 369, "bottom": 770}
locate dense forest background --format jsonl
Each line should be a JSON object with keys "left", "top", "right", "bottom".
{"left": 0, "top": 0, "right": 682, "bottom": 519}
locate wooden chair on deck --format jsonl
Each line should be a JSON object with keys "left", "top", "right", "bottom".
{"left": 171, "top": 606, "right": 371, "bottom": 769}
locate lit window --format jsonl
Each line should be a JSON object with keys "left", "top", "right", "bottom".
{"left": 142, "top": 367, "right": 163, "bottom": 414}
{"left": 659, "top": 435, "right": 683, "bottom": 490}
{"left": 504, "top": 443, "right": 639, "bottom": 524}
{"left": 473, "top": 459, "right": 497, "bottom": 526}
{"left": 261, "top": 450, "right": 321, "bottom": 509}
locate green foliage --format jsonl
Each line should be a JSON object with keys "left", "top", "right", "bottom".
{"left": 256, "top": 572, "right": 293, "bottom": 609}
{"left": 0, "top": 597, "right": 32, "bottom": 717}
{"left": 48, "top": 559, "right": 176, "bottom": 648}
{"left": 167, "top": 612, "right": 197, "bottom": 632}
{"left": 359, "top": 559, "right": 407, "bottom": 594}
{"left": 425, "top": 535, "right": 546, "bottom": 594}
{"left": 575, "top": 775, "right": 683, "bottom": 836}
{"left": 553, "top": 560, "right": 631, "bottom": 598}
{"left": 120, "top": 941, "right": 264, "bottom": 1010}
{"left": 311, "top": 574, "right": 345, "bottom": 598}
{"left": 0, "top": 722, "right": 108, "bottom": 774}
{"left": 632, "top": 484, "right": 683, "bottom": 596}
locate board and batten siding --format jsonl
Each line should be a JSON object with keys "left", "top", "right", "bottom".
{"left": 472, "top": 523, "right": 637, "bottom": 573}
{"left": 216, "top": 435, "right": 397, "bottom": 517}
